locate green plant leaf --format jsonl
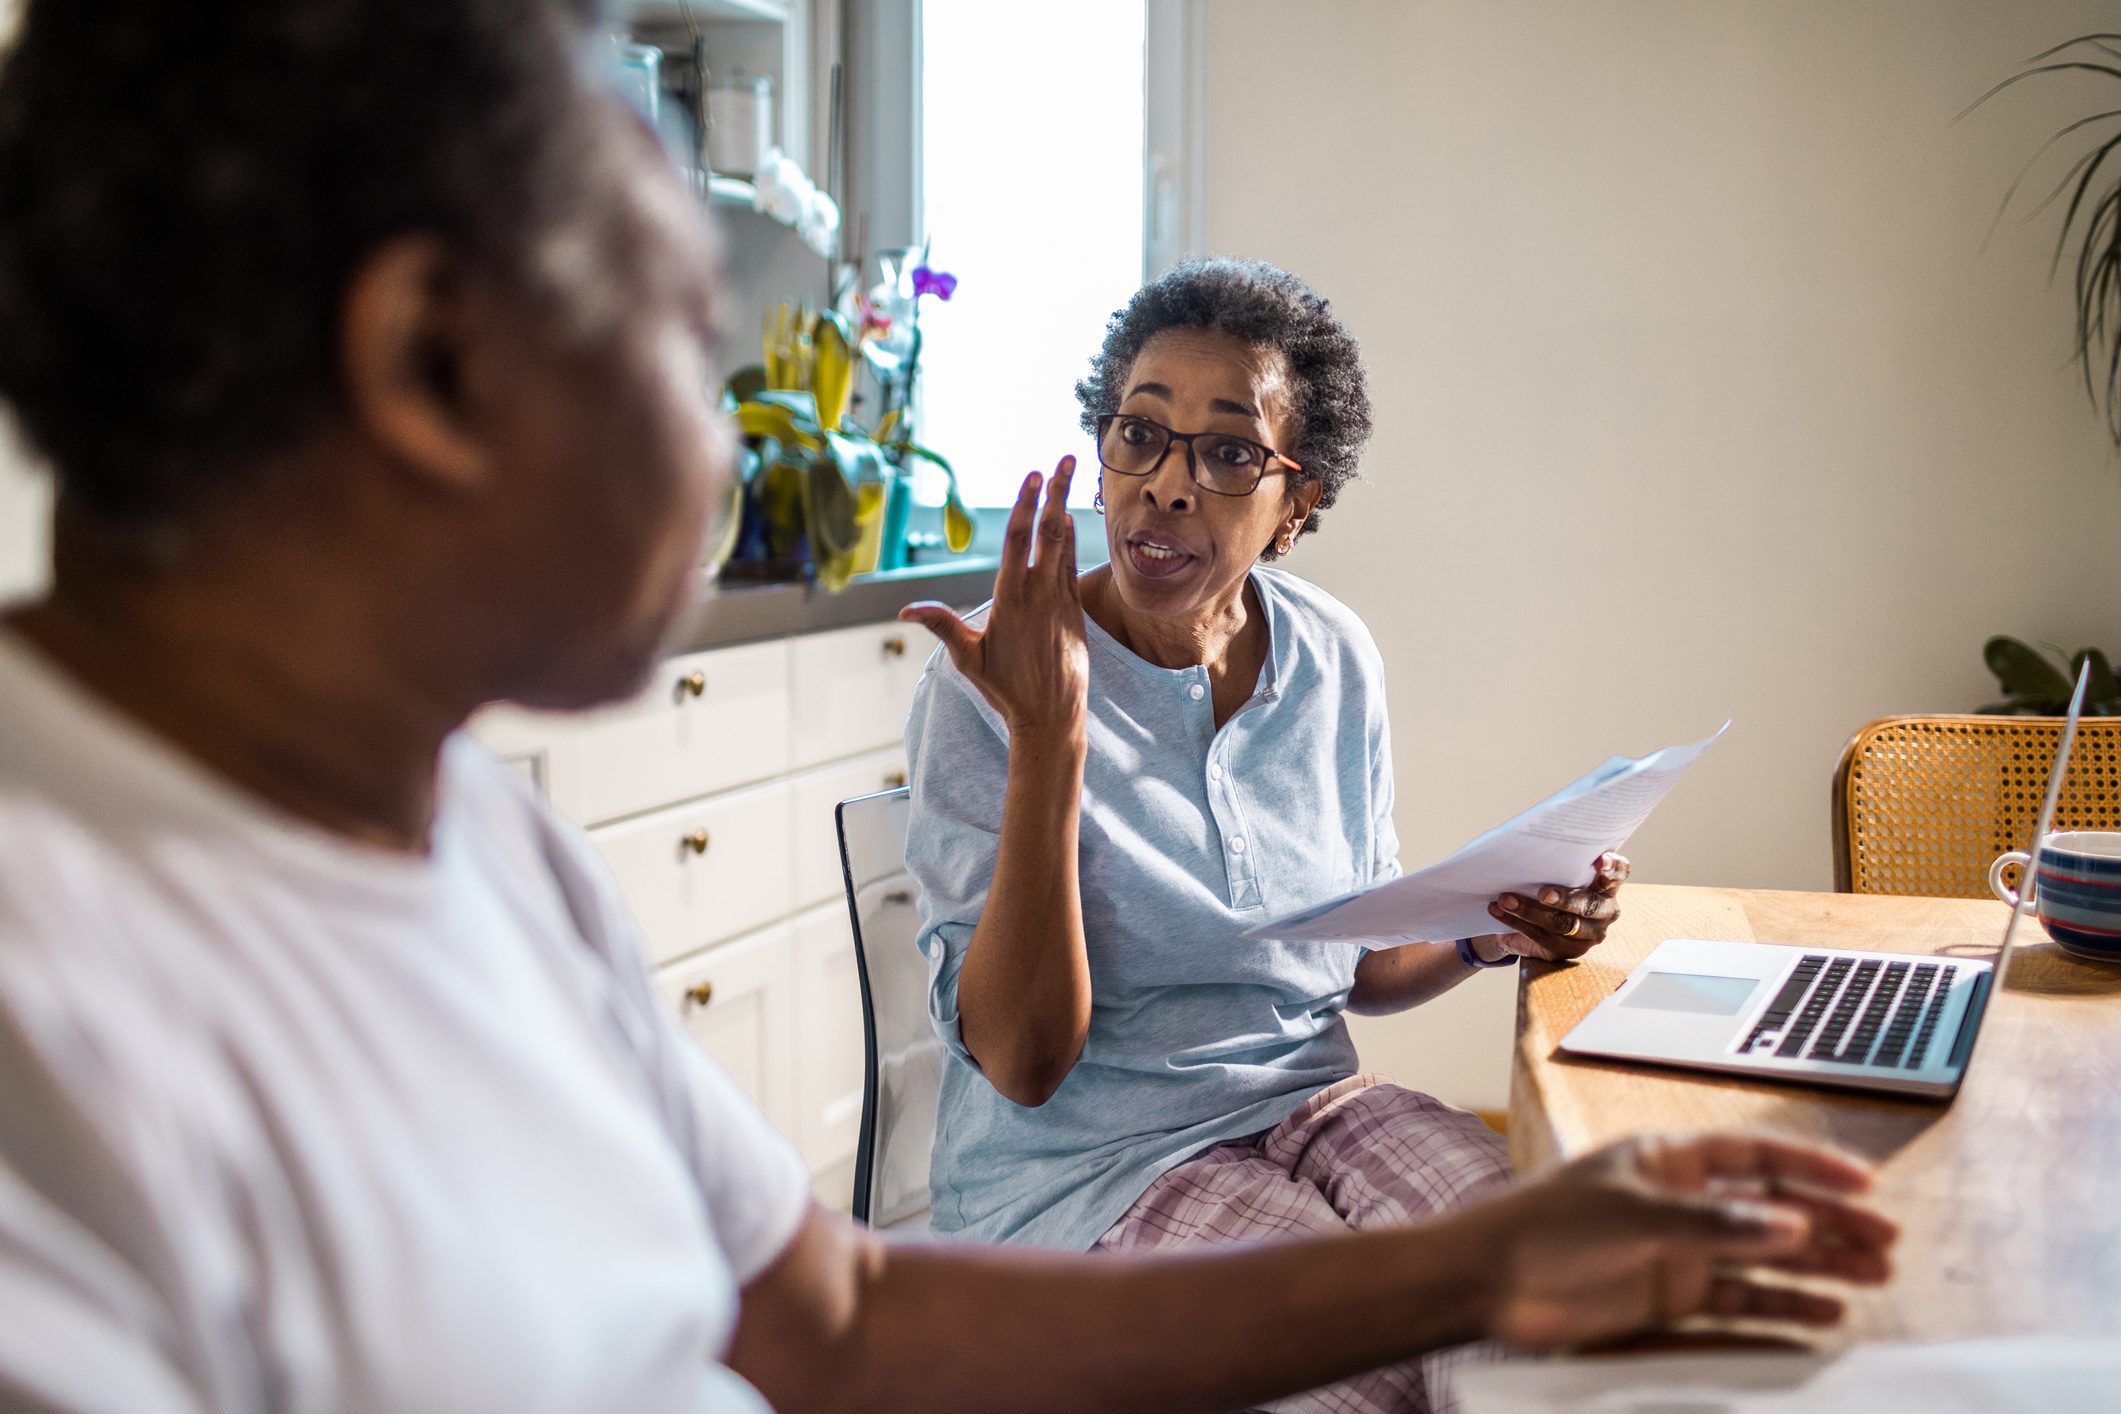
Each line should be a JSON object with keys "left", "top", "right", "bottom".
{"left": 760, "top": 459, "right": 807, "bottom": 560}
{"left": 889, "top": 440, "right": 978, "bottom": 553}
{"left": 2072, "top": 648, "right": 2121, "bottom": 703}
{"left": 1961, "top": 59, "right": 2121, "bottom": 127}
{"left": 1984, "top": 635, "right": 2073, "bottom": 700}
{"left": 723, "top": 364, "right": 768, "bottom": 405}
{"left": 805, "top": 448, "right": 862, "bottom": 561}
{"left": 943, "top": 495, "right": 976, "bottom": 553}
{"left": 815, "top": 545, "right": 860, "bottom": 592}
{"left": 1972, "top": 39, "right": 2121, "bottom": 446}
{"left": 803, "top": 441, "right": 862, "bottom": 593}
{"left": 754, "top": 389, "right": 823, "bottom": 430}
{"left": 824, "top": 431, "right": 889, "bottom": 487}
{"left": 1988, "top": 107, "right": 2121, "bottom": 239}
{"left": 736, "top": 400, "right": 823, "bottom": 451}
{"left": 811, "top": 313, "right": 856, "bottom": 431}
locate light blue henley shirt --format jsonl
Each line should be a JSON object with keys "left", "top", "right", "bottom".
{"left": 902, "top": 567, "right": 1401, "bottom": 1250}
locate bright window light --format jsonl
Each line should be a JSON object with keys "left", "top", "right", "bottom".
{"left": 917, "top": 0, "right": 1145, "bottom": 507}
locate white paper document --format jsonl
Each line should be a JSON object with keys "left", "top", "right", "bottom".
{"left": 1455, "top": 1337, "right": 2121, "bottom": 1414}
{"left": 1241, "top": 724, "right": 1728, "bottom": 946}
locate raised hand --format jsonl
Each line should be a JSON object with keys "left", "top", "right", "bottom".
{"left": 1481, "top": 851, "right": 1631, "bottom": 962}
{"left": 1475, "top": 1131, "right": 1897, "bottom": 1350}
{"left": 900, "top": 456, "right": 1088, "bottom": 740}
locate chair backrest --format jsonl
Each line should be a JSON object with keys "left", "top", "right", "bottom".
{"left": 834, "top": 786, "right": 940, "bottom": 1228}
{"left": 1832, "top": 714, "right": 2121, "bottom": 896}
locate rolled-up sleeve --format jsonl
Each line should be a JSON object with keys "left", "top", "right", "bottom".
{"left": 901, "top": 651, "right": 1010, "bottom": 1065}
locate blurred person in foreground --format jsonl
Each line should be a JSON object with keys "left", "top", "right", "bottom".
{"left": 0, "top": 3, "right": 1894, "bottom": 1411}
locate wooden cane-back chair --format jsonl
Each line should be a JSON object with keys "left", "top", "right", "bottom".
{"left": 1832, "top": 715, "right": 2121, "bottom": 896}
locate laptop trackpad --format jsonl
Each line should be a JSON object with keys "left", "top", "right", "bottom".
{"left": 1621, "top": 971, "right": 1761, "bottom": 1016}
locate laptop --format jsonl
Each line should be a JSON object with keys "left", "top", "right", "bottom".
{"left": 1559, "top": 663, "right": 2091, "bottom": 1100}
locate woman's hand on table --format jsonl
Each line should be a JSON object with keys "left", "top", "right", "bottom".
{"left": 1473, "top": 1131, "right": 1897, "bottom": 1350}
{"left": 1474, "top": 851, "right": 1630, "bottom": 963}
{"left": 901, "top": 457, "right": 1088, "bottom": 743}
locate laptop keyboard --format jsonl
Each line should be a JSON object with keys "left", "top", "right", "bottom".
{"left": 1738, "top": 954, "right": 1957, "bottom": 1069}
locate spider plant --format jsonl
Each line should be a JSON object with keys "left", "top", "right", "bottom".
{"left": 1971, "top": 34, "right": 2121, "bottom": 445}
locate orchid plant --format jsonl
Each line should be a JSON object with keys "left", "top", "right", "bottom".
{"left": 720, "top": 252, "right": 972, "bottom": 591}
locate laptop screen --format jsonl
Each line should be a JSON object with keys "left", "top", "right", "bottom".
{"left": 1986, "top": 660, "right": 2091, "bottom": 993}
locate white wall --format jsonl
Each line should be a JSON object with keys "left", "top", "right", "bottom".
{"left": 1192, "top": 0, "right": 2121, "bottom": 1111}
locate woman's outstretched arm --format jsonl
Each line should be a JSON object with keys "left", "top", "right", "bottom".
{"left": 900, "top": 460, "right": 1093, "bottom": 1106}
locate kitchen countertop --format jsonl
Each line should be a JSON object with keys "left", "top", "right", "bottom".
{"left": 672, "top": 555, "right": 1000, "bottom": 653}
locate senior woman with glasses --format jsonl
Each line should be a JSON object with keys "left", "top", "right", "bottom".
{"left": 898, "top": 260, "right": 1627, "bottom": 1413}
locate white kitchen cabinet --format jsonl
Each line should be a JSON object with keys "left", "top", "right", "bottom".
{"left": 466, "top": 705, "right": 585, "bottom": 820}
{"left": 791, "top": 900, "right": 868, "bottom": 1173}
{"left": 789, "top": 746, "right": 908, "bottom": 910}
{"left": 574, "top": 640, "right": 791, "bottom": 827}
{"left": 789, "top": 621, "right": 931, "bottom": 768}
{"left": 587, "top": 780, "right": 794, "bottom": 966}
{"left": 658, "top": 922, "right": 796, "bottom": 1135}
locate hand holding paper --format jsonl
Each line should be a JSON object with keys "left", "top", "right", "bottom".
{"left": 1243, "top": 724, "right": 1729, "bottom": 946}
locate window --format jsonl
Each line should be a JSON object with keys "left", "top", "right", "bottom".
{"left": 914, "top": 0, "right": 1146, "bottom": 508}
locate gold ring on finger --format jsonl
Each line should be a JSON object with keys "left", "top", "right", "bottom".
{"left": 1558, "top": 914, "right": 1582, "bottom": 939}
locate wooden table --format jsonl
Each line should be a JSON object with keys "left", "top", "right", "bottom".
{"left": 1509, "top": 884, "right": 2121, "bottom": 1345}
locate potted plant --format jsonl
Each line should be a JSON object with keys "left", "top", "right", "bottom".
{"left": 1978, "top": 634, "right": 2121, "bottom": 714}
{"left": 717, "top": 262, "right": 974, "bottom": 590}
{"left": 1974, "top": 33, "right": 2121, "bottom": 445}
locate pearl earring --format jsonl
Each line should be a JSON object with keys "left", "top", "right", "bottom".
{"left": 1094, "top": 489, "right": 1105, "bottom": 515}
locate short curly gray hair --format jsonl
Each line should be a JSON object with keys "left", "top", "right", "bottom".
{"left": 1075, "top": 258, "right": 1373, "bottom": 557}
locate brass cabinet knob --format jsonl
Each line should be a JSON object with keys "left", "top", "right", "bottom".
{"left": 685, "top": 981, "right": 714, "bottom": 1009}
{"left": 678, "top": 670, "right": 707, "bottom": 699}
{"left": 883, "top": 769, "right": 908, "bottom": 789}
{"left": 681, "top": 829, "right": 711, "bottom": 856}
{"left": 881, "top": 635, "right": 907, "bottom": 658}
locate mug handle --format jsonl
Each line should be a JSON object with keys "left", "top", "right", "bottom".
{"left": 1988, "top": 850, "right": 2034, "bottom": 908}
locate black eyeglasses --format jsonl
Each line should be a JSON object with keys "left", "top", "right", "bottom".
{"left": 1094, "top": 414, "right": 1303, "bottom": 498}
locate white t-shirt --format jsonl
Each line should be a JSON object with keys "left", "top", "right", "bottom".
{"left": 0, "top": 632, "right": 812, "bottom": 1413}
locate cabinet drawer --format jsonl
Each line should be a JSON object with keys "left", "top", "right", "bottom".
{"left": 658, "top": 924, "right": 794, "bottom": 1134}
{"left": 589, "top": 782, "right": 793, "bottom": 966}
{"left": 790, "top": 621, "right": 932, "bottom": 770}
{"left": 576, "top": 641, "right": 792, "bottom": 825}
{"left": 792, "top": 902, "right": 868, "bottom": 1172}
{"left": 465, "top": 707, "right": 585, "bottom": 823}
{"left": 790, "top": 747, "right": 909, "bottom": 909}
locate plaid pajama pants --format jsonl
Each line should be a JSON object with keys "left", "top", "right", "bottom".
{"left": 1092, "top": 1075, "right": 1513, "bottom": 1414}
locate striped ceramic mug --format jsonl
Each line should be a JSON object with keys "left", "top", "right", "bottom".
{"left": 1988, "top": 831, "right": 2121, "bottom": 961}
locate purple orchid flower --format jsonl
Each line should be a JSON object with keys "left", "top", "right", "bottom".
{"left": 911, "top": 265, "right": 958, "bottom": 301}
